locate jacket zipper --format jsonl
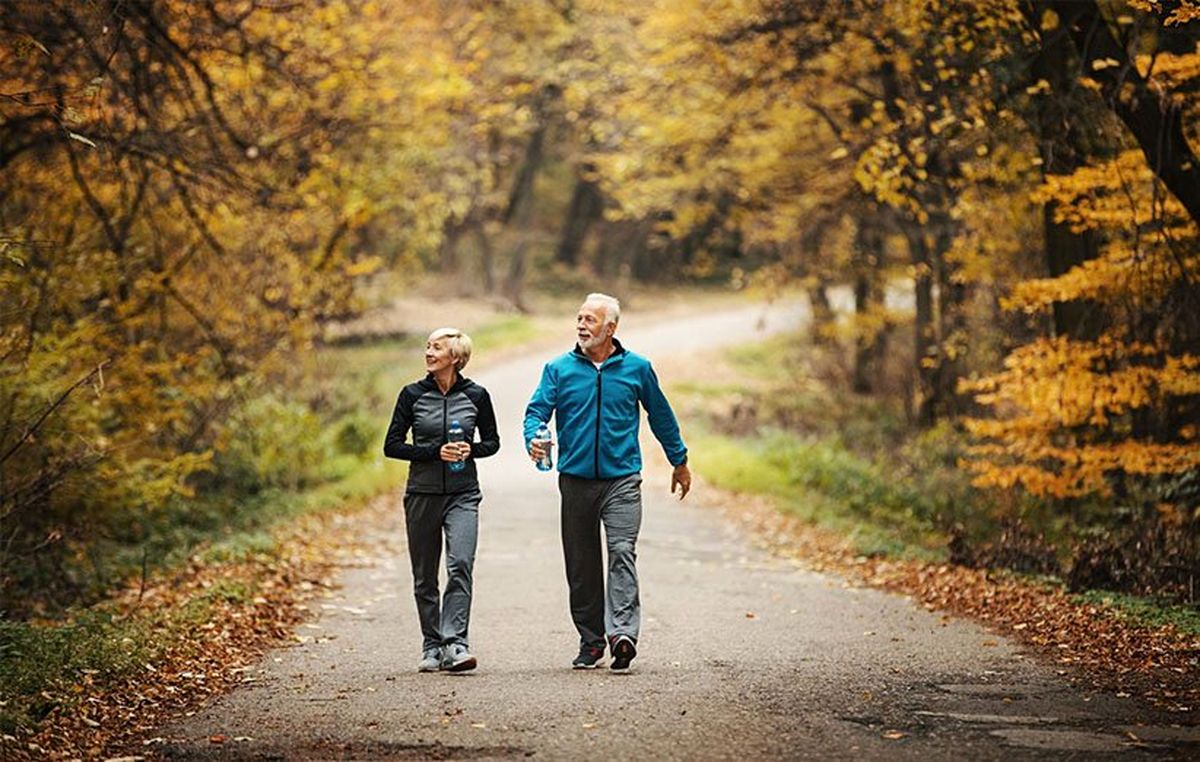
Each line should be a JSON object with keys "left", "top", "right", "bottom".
{"left": 594, "top": 367, "right": 603, "bottom": 479}
{"left": 442, "top": 396, "right": 448, "bottom": 493}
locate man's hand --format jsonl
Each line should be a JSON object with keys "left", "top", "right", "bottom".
{"left": 671, "top": 463, "right": 691, "bottom": 500}
{"left": 529, "top": 439, "right": 549, "bottom": 463}
{"left": 440, "top": 443, "right": 470, "bottom": 463}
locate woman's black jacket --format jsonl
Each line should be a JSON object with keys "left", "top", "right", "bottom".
{"left": 383, "top": 374, "right": 499, "bottom": 494}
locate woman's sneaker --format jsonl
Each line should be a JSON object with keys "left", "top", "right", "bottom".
{"left": 571, "top": 645, "right": 605, "bottom": 669}
{"left": 417, "top": 648, "right": 442, "bottom": 673}
{"left": 609, "top": 635, "right": 637, "bottom": 672}
{"left": 442, "top": 643, "right": 477, "bottom": 672}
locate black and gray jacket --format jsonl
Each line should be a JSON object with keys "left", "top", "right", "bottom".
{"left": 383, "top": 374, "right": 500, "bottom": 494}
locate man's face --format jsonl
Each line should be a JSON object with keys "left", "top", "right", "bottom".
{"left": 576, "top": 302, "right": 612, "bottom": 350}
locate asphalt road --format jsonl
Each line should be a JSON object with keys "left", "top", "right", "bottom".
{"left": 159, "top": 299, "right": 1199, "bottom": 760}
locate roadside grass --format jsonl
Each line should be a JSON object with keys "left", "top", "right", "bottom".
{"left": 0, "top": 313, "right": 542, "bottom": 737}
{"left": 686, "top": 426, "right": 947, "bottom": 560}
{"left": 671, "top": 328, "right": 1198, "bottom": 636}
{"left": 1072, "top": 590, "right": 1200, "bottom": 638}
{"left": 0, "top": 576, "right": 264, "bottom": 734}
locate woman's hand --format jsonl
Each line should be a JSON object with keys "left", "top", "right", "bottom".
{"left": 440, "top": 443, "right": 471, "bottom": 463}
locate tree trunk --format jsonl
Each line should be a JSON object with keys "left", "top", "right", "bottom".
{"left": 808, "top": 279, "right": 833, "bottom": 347}
{"left": 439, "top": 217, "right": 466, "bottom": 272}
{"left": 495, "top": 84, "right": 556, "bottom": 297}
{"left": 906, "top": 223, "right": 938, "bottom": 428}
{"left": 473, "top": 223, "right": 496, "bottom": 294}
{"left": 1028, "top": 0, "right": 1200, "bottom": 225}
{"left": 556, "top": 166, "right": 603, "bottom": 267}
{"left": 505, "top": 240, "right": 529, "bottom": 313}
{"left": 852, "top": 221, "right": 887, "bottom": 394}
{"left": 1028, "top": 1, "right": 1106, "bottom": 340}
{"left": 933, "top": 222, "right": 967, "bottom": 417}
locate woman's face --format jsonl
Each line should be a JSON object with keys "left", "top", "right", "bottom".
{"left": 425, "top": 339, "right": 456, "bottom": 375}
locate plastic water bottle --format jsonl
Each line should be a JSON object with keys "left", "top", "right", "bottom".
{"left": 534, "top": 422, "right": 553, "bottom": 472}
{"left": 447, "top": 419, "right": 466, "bottom": 473}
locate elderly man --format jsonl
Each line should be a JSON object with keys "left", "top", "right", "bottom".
{"left": 524, "top": 293, "right": 691, "bottom": 672}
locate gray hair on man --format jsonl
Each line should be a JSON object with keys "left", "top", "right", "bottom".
{"left": 584, "top": 292, "right": 621, "bottom": 327}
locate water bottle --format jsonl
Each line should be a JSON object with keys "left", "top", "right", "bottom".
{"left": 534, "top": 422, "right": 553, "bottom": 472}
{"left": 447, "top": 419, "right": 466, "bottom": 473}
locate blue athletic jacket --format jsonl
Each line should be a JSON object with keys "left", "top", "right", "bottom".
{"left": 523, "top": 339, "right": 688, "bottom": 480}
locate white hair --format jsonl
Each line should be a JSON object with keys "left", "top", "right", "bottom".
{"left": 584, "top": 292, "right": 621, "bottom": 326}
{"left": 427, "top": 327, "right": 473, "bottom": 371}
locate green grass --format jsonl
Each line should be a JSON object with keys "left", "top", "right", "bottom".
{"left": 469, "top": 314, "right": 542, "bottom": 356}
{"left": 1073, "top": 590, "right": 1200, "bottom": 637}
{"left": 687, "top": 427, "right": 947, "bottom": 560}
{"left": 0, "top": 612, "right": 150, "bottom": 731}
{"left": 0, "top": 590, "right": 242, "bottom": 734}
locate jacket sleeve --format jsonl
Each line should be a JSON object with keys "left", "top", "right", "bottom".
{"left": 639, "top": 360, "right": 688, "bottom": 467}
{"left": 383, "top": 387, "right": 440, "bottom": 462}
{"left": 470, "top": 387, "right": 500, "bottom": 459}
{"left": 523, "top": 361, "right": 557, "bottom": 452}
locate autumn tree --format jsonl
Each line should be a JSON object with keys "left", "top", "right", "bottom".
{"left": 0, "top": 0, "right": 461, "bottom": 610}
{"left": 963, "top": 0, "right": 1200, "bottom": 593}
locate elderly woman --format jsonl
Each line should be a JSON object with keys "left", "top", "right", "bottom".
{"left": 383, "top": 327, "right": 499, "bottom": 672}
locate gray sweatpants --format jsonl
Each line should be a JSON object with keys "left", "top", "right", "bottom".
{"left": 559, "top": 473, "right": 643, "bottom": 650}
{"left": 403, "top": 489, "right": 480, "bottom": 653}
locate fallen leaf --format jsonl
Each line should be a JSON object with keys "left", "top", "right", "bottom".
{"left": 882, "top": 730, "right": 907, "bottom": 740}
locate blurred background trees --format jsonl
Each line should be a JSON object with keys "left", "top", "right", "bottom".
{"left": 2, "top": 0, "right": 1197, "bottom": 612}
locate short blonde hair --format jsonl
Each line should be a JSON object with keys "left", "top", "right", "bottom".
{"left": 584, "top": 292, "right": 621, "bottom": 326}
{"left": 428, "top": 327, "right": 473, "bottom": 371}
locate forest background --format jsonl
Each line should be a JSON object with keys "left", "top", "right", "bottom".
{"left": 1, "top": 0, "right": 1198, "bottom": 739}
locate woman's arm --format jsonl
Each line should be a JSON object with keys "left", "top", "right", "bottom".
{"left": 470, "top": 387, "right": 500, "bottom": 459}
{"left": 383, "top": 387, "right": 440, "bottom": 461}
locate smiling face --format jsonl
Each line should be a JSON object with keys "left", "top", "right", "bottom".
{"left": 425, "top": 338, "right": 456, "bottom": 375}
{"left": 576, "top": 301, "right": 615, "bottom": 351}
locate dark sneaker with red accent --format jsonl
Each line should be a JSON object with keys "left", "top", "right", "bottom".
{"left": 572, "top": 645, "right": 605, "bottom": 669}
{"left": 610, "top": 635, "right": 636, "bottom": 672}
{"left": 442, "top": 643, "right": 477, "bottom": 672}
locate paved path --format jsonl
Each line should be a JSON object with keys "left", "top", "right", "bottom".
{"left": 160, "top": 300, "right": 1198, "bottom": 760}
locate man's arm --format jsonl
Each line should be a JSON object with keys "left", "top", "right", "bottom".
{"left": 640, "top": 361, "right": 688, "bottom": 465}
{"left": 640, "top": 361, "right": 691, "bottom": 499}
{"left": 523, "top": 362, "right": 558, "bottom": 454}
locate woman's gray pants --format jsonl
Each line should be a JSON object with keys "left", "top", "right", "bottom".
{"left": 559, "top": 473, "right": 643, "bottom": 650}
{"left": 403, "top": 489, "right": 480, "bottom": 653}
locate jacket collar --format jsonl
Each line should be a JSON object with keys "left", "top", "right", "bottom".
{"left": 419, "top": 372, "right": 471, "bottom": 394}
{"left": 572, "top": 337, "right": 627, "bottom": 366}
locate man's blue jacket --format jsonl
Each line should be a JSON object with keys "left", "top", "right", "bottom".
{"left": 523, "top": 339, "right": 688, "bottom": 480}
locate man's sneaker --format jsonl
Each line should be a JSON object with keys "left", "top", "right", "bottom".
{"left": 442, "top": 643, "right": 477, "bottom": 672}
{"left": 571, "top": 645, "right": 605, "bottom": 669}
{"left": 417, "top": 648, "right": 442, "bottom": 673}
{"left": 610, "top": 635, "right": 637, "bottom": 672}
